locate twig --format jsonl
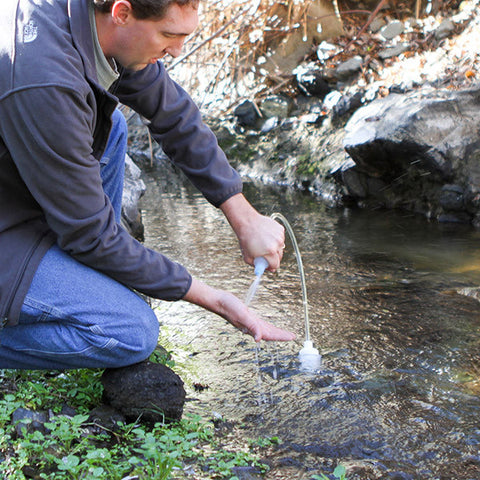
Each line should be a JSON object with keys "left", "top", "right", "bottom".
{"left": 147, "top": 128, "right": 154, "bottom": 167}
{"left": 199, "top": 36, "right": 240, "bottom": 109}
{"left": 343, "top": 0, "right": 389, "bottom": 51}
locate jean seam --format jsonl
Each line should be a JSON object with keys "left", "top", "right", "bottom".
{"left": 8, "top": 340, "right": 120, "bottom": 357}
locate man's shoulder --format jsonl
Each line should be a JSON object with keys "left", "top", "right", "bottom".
{"left": 0, "top": 0, "right": 88, "bottom": 98}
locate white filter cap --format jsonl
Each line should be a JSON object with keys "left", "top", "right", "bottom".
{"left": 298, "top": 340, "right": 321, "bottom": 371}
{"left": 299, "top": 340, "right": 319, "bottom": 356}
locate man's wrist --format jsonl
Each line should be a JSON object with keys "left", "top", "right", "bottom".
{"left": 219, "top": 193, "right": 258, "bottom": 236}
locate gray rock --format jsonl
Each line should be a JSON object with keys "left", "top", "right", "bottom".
{"left": 332, "top": 91, "right": 363, "bottom": 118}
{"left": 335, "top": 56, "right": 363, "bottom": 80}
{"left": 342, "top": 85, "right": 480, "bottom": 224}
{"left": 439, "top": 184, "right": 464, "bottom": 211}
{"left": 323, "top": 90, "right": 343, "bottom": 110}
{"left": 316, "top": 41, "right": 338, "bottom": 61}
{"left": 378, "top": 43, "right": 409, "bottom": 60}
{"left": 121, "top": 154, "right": 146, "bottom": 241}
{"left": 87, "top": 405, "right": 126, "bottom": 432}
{"left": 101, "top": 361, "right": 186, "bottom": 424}
{"left": 435, "top": 18, "right": 455, "bottom": 40}
{"left": 12, "top": 407, "right": 49, "bottom": 437}
{"left": 369, "top": 17, "right": 386, "bottom": 33}
{"left": 260, "top": 95, "right": 292, "bottom": 119}
{"left": 380, "top": 20, "right": 405, "bottom": 40}
{"left": 260, "top": 116, "right": 279, "bottom": 133}
{"left": 234, "top": 100, "right": 260, "bottom": 127}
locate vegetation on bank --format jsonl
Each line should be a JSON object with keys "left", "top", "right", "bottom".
{"left": 0, "top": 340, "right": 347, "bottom": 480}
{"left": 0, "top": 364, "right": 276, "bottom": 480}
{"left": 0, "top": 362, "right": 349, "bottom": 480}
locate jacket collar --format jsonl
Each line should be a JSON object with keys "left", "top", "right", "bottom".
{"left": 68, "top": 0, "right": 97, "bottom": 83}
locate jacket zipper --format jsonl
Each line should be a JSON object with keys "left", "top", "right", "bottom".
{"left": 2, "top": 233, "right": 47, "bottom": 326}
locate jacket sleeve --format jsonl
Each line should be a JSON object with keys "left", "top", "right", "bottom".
{"left": 115, "top": 63, "right": 243, "bottom": 208}
{"left": 0, "top": 86, "right": 192, "bottom": 301}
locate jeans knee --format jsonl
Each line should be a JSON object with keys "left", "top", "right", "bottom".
{"left": 125, "top": 304, "right": 159, "bottom": 362}
{"left": 111, "top": 108, "right": 128, "bottom": 142}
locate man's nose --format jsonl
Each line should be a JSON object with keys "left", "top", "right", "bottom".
{"left": 166, "top": 39, "right": 185, "bottom": 58}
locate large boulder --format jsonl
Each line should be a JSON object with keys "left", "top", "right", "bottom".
{"left": 342, "top": 85, "right": 480, "bottom": 226}
{"left": 101, "top": 361, "right": 186, "bottom": 424}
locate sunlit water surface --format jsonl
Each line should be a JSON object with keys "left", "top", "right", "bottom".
{"left": 139, "top": 162, "right": 480, "bottom": 480}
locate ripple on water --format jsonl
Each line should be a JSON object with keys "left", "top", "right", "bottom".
{"left": 141, "top": 174, "right": 480, "bottom": 478}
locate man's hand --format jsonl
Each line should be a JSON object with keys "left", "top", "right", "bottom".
{"left": 183, "top": 278, "right": 295, "bottom": 342}
{"left": 220, "top": 193, "right": 285, "bottom": 271}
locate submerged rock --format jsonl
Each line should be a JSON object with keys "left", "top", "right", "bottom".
{"left": 101, "top": 361, "right": 186, "bottom": 423}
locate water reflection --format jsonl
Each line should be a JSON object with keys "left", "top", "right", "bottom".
{"left": 139, "top": 162, "right": 480, "bottom": 479}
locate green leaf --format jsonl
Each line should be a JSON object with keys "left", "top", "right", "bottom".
{"left": 58, "top": 454, "right": 80, "bottom": 471}
{"left": 333, "top": 464, "right": 347, "bottom": 479}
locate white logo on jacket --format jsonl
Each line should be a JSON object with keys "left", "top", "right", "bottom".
{"left": 23, "top": 20, "right": 38, "bottom": 43}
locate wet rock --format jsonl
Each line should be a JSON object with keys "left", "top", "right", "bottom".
{"left": 260, "top": 95, "right": 292, "bottom": 119}
{"left": 101, "top": 361, "right": 186, "bottom": 423}
{"left": 260, "top": 116, "right": 279, "bottom": 133}
{"left": 121, "top": 154, "right": 146, "bottom": 241}
{"left": 439, "top": 184, "right": 464, "bottom": 211}
{"left": 234, "top": 100, "right": 260, "bottom": 127}
{"left": 12, "top": 407, "right": 49, "bottom": 437}
{"left": 295, "top": 66, "right": 331, "bottom": 98}
{"left": 342, "top": 85, "right": 480, "bottom": 225}
{"left": 438, "top": 211, "right": 472, "bottom": 223}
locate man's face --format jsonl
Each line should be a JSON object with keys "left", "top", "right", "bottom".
{"left": 111, "top": 2, "right": 199, "bottom": 71}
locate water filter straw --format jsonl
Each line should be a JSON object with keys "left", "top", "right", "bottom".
{"left": 254, "top": 257, "right": 269, "bottom": 276}
{"left": 299, "top": 340, "right": 319, "bottom": 356}
{"left": 245, "top": 258, "right": 269, "bottom": 306}
{"left": 299, "top": 340, "right": 321, "bottom": 371}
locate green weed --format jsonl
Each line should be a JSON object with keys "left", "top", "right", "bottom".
{"left": 313, "top": 464, "right": 348, "bottom": 480}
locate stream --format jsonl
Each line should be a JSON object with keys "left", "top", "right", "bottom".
{"left": 139, "top": 160, "right": 480, "bottom": 480}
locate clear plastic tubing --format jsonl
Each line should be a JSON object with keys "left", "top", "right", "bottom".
{"left": 270, "top": 212, "right": 311, "bottom": 343}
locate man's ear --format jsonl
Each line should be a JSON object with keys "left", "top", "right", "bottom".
{"left": 111, "top": 0, "right": 134, "bottom": 25}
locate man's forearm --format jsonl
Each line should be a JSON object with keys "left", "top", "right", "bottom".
{"left": 182, "top": 277, "right": 295, "bottom": 342}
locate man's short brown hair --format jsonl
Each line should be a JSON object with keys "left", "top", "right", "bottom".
{"left": 93, "top": 0, "right": 198, "bottom": 20}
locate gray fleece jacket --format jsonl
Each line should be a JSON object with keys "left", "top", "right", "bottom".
{"left": 0, "top": 0, "right": 243, "bottom": 326}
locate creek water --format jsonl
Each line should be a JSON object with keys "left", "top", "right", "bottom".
{"left": 139, "top": 161, "right": 480, "bottom": 480}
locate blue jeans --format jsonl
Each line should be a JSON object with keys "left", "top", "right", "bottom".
{"left": 0, "top": 110, "right": 159, "bottom": 369}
